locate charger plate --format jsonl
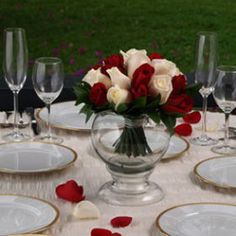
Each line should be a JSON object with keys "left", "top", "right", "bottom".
{"left": 0, "top": 195, "right": 58, "bottom": 235}
{"left": 36, "top": 101, "right": 94, "bottom": 131}
{"left": 155, "top": 203, "right": 236, "bottom": 236}
{"left": 0, "top": 142, "right": 77, "bottom": 174}
{"left": 162, "top": 135, "right": 189, "bottom": 160}
{"left": 194, "top": 155, "right": 236, "bottom": 189}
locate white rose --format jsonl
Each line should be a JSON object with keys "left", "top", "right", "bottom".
{"left": 149, "top": 74, "right": 173, "bottom": 104}
{"left": 120, "top": 48, "right": 147, "bottom": 65}
{"left": 152, "top": 59, "right": 182, "bottom": 77}
{"left": 126, "top": 51, "right": 151, "bottom": 78}
{"left": 82, "top": 68, "right": 111, "bottom": 89}
{"left": 106, "top": 67, "right": 131, "bottom": 89}
{"left": 107, "top": 86, "right": 131, "bottom": 110}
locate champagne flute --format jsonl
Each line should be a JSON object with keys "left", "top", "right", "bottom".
{"left": 190, "top": 31, "right": 218, "bottom": 146}
{"left": 32, "top": 57, "right": 64, "bottom": 143}
{"left": 2, "top": 28, "right": 30, "bottom": 141}
{"left": 211, "top": 66, "right": 236, "bottom": 154}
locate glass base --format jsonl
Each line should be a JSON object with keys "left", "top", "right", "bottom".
{"left": 211, "top": 145, "right": 236, "bottom": 155}
{"left": 2, "top": 131, "right": 31, "bottom": 142}
{"left": 98, "top": 169, "right": 164, "bottom": 206}
{"left": 34, "top": 135, "right": 63, "bottom": 144}
{"left": 190, "top": 135, "right": 218, "bottom": 146}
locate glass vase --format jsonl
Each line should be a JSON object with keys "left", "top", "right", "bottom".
{"left": 91, "top": 111, "right": 170, "bottom": 206}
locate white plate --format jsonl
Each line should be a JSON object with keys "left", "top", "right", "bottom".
{"left": 0, "top": 142, "right": 77, "bottom": 174}
{"left": 155, "top": 203, "right": 236, "bottom": 236}
{"left": 163, "top": 135, "right": 189, "bottom": 160}
{"left": 37, "top": 101, "right": 94, "bottom": 131}
{"left": 0, "top": 195, "right": 58, "bottom": 235}
{"left": 194, "top": 156, "right": 236, "bottom": 189}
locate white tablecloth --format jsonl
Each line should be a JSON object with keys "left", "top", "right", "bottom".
{"left": 1, "top": 111, "right": 236, "bottom": 236}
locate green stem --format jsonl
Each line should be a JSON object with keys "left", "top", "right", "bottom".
{"left": 113, "top": 125, "right": 152, "bottom": 157}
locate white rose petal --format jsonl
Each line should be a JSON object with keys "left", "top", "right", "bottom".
{"left": 127, "top": 51, "right": 151, "bottom": 78}
{"left": 152, "top": 59, "right": 182, "bottom": 77}
{"left": 82, "top": 68, "right": 111, "bottom": 89}
{"left": 107, "top": 67, "right": 131, "bottom": 89}
{"left": 107, "top": 86, "right": 130, "bottom": 110}
{"left": 120, "top": 48, "right": 147, "bottom": 65}
{"left": 73, "top": 200, "right": 100, "bottom": 220}
{"left": 149, "top": 74, "right": 173, "bottom": 104}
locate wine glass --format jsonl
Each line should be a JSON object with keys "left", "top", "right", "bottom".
{"left": 32, "top": 57, "right": 64, "bottom": 144}
{"left": 190, "top": 31, "right": 218, "bottom": 146}
{"left": 2, "top": 28, "right": 30, "bottom": 141}
{"left": 211, "top": 66, "right": 236, "bottom": 154}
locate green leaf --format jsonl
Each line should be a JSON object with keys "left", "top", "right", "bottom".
{"left": 116, "top": 103, "right": 128, "bottom": 113}
{"left": 80, "top": 104, "right": 94, "bottom": 122}
{"left": 185, "top": 83, "right": 202, "bottom": 96}
{"left": 74, "top": 82, "right": 91, "bottom": 105}
{"left": 160, "top": 113, "right": 176, "bottom": 134}
{"left": 132, "top": 96, "right": 147, "bottom": 109}
{"left": 147, "top": 112, "right": 160, "bottom": 124}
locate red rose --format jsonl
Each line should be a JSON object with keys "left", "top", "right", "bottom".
{"left": 162, "top": 94, "right": 193, "bottom": 114}
{"left": 101, "top": 54, "right": 125, "bottom": 76}
{"left": 89, "top": 82, "right": 108, "bottom": 106}
{"left": 171, "top": 74, "right": 187, "bottom": 95}
{"left": 175, "top": 123, "right": 192, "bottom": 136}
{"left": 132, "top": 63, "right": 155, "bottom": 89}
{"left": 104, "top": 54, "right": 124, "bottom": 68}
{"left": 101, "top": 64, "right": 113, "bottom": 76}
{"left": 131, "top": 84, "right": 148, "bottom": 99}
{"left": 149, "top": 52, "right": 163, "bottom": 60}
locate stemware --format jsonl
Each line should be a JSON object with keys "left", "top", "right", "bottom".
{"left": 211, "top": 66, "right": 236, "bottom": 154}
{"left": 2, "top": 28, "right": 30, "bottom": 141}
{"left": 32, "top": 57, "right": 64, "bottom": 144}
{"left": 190, "top": 31, "right": 218, "bottom": 146}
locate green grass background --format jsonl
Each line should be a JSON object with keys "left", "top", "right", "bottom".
{"left": 0, "top": 0, "right": 236, "bottom": 76}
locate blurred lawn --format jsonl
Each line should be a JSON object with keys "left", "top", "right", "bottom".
{"left": 0, "top": 0, "right": 236, "bottom": 77}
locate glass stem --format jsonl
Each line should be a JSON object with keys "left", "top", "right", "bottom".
{"left": 201, "top": 95, "right": 208, "bottom": 137}
{"left": 224, "top": 113, "right": 230, "bottom": 146}
{"left": 13, "top": 90, "right": 19, "bottom": 134}
{"left": 46, "top": 103, "right": 52, "bottom": 138}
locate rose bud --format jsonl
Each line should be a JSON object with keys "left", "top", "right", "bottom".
{"left": 149, "top": 74, "right": 173, "bottom": 104}
{"left": 107, "top": 86, "right": 131, "bottom": 110}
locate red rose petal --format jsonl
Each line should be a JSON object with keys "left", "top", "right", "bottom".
{"left": 91, "top": 228, "right": 112, "bottom": 236}
{"left": 174, "top": 123, "right": 192, "bottom": 136}
{"left": 55, "top": 180, "right": 85, "bottom": 203}
{"left": 112, "top": 233, "right": 122, "bottom": 236}
{"left": 183, "top": 111, "right": 201, "bottom": 124}
{"left": 149, "top": 52, "right": 163, "bottom": 60}
{"left": 111, "top": 216, "right": 132, "bottom": 228}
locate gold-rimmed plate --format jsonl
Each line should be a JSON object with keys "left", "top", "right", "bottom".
{"left": 0, "top": 194, "right": 59, "bottom": 235}
{"left": 194, "top": 155, "right": 236, "bottom": 190}
{"left": 162, "top": 136, "right": 189, "bottom": 161}
{"left": 155, "top": 202, "right": 236, "bottom": 236}
{"left": 0, "top": 142, "right": 77, "bottom": 174}
{"left": 36, "top": 101, "right": 94, "bottom": 131}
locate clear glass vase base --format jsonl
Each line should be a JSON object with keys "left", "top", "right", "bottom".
{"left": 34, "top": 135, "right": 63, "bottom": 144}
{"left": 98, "top": 181, "right": 164, "bottom": 206}
{"left": 2, "top": 132, "right": 31, "bottom": 142}
{"left": 211, "top": 145, "right": 236, "bottom": 155}
{"left": 190, "top": 136, "right": 218, "bottom": 146}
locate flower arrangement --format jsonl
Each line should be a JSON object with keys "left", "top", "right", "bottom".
{"left": 75, "top": 49, "right": 200, "bottom": 157}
